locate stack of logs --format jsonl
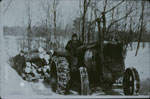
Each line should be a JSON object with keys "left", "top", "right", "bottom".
{"left": 13, "top": 47, "right": 54, "bottom": 82}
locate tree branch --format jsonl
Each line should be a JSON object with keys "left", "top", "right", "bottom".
{"left": 106, "top": 7, "right": 136, "bottom": 32}
{"left": 3, "top": 0, "right": 12, "bottom": 14}
{"left": 104, "top": 0, "right": 124, "bottom": 14}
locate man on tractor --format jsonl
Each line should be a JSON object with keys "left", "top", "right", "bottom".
{"left": 65, "top": 33, "right": 83, "bottom": 86}
{"left": 65, "top": 33, "right": 82, "bottom": 57}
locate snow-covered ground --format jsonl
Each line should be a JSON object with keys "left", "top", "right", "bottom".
{"left": 2, "top": 55, "right": 57, "bottom": 98}
{"left": 1, "top": 37, "right": 57, "bottom": 98}
{"left": 1, "top": 37, "right": 150, "bottom": 98}
{"left": 125, "top": 42, "right": 150, "bottom": 80}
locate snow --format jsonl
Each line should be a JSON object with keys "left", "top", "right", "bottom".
{"left": 2, "top": 57, "right": 57, "bottom": 98}
{"left": 125, "top": 42, "right": 150, "bottom": 80}
{"left": 2, "top": 37, "right": 57, "bottom": 98}
{"left": 2, "top": 63, "right": 36, "bottom": 96}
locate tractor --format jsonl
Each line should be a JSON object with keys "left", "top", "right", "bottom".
{"left": 50, "top": 20, "right": 140, "bottom": 95}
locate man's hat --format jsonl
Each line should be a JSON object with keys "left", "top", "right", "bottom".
{"left": 72, "top": 33, "right": 77, "bottom": 38}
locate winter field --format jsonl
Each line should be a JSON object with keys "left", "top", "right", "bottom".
{"left": 1, "top": 36, "right": 150, "bottom": 98}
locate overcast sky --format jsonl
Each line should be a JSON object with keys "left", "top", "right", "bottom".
{"left": 2, "top": 0, "right": 80, "bottom": 27}
{"left": 1, "top": 0, "right": 150, "bottom": 32}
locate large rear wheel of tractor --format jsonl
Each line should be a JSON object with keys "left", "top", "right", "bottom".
{"left": 123, "top": 67, "right": 140, "bottom": 95}
{"left": 50, "top": 56, "right": 70, "bottom": 95}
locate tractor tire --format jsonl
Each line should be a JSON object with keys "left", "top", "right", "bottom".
{"left": 50, "top": 56, "right": 70, "bottom": 95}
{"left": 123, "top": 67, "right": 140, "bottom": 95}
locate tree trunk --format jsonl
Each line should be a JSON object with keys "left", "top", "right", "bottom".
{"left": 93, "top": 7, "right": 97, "bottom": 42}
{"left": 87, "top": 9, "right": 93, "bottom": 43}
{"left": 27, "top": 0, "right": 32, "bottom": 51}
{"left": 102, "top": 12, "right": 106, "bottom": 39}
{"left": 79, "top": 0, "right": 82, "bottom": 41}
{"left": 102, "top": 0, "right": 107, "bottom": 39}
{"left": 97, "top": 18, "right": 104, "bottom": 80}
{"left": 54, "top": 1, "right": 56, "bottom": 39}
{"left": 82, "top": 0, "right": 87, "bottom": 42}
{"left": 27, "top": 23, "right": 32, "bottom": 51}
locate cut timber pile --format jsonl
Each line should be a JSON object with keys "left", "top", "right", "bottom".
{"left": 10, "top": 47, "right": 54, "bottom": 82}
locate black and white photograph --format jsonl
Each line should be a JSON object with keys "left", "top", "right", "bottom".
{"left": 0, "top": 0, "right": 150, "bottom": 98}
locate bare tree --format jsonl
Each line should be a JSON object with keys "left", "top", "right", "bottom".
{"left": 3, "top": 0, "right": 12, "bottom": 14}
{"left": 102, "top": 0, "right": 107, "bottom": 39}
{"left": 106, "top": 4, "right": 136, "bottom": 34}
{"left": 135, "top": 1, "right": 146, "bottom": 56}
{"left": 86, "top": 0, "right": 127, "bottom": 82}
{"left": 82, "top": 0, "right": 91, "bottom": 42}
{"left": 79, "top": 0, "right": 82, "bottom": 40}
{"left": 53, "top": 0, "right": 59, "bottom": 39}
{"left": 87, "top": 8, "right": 93, "bottom": 43}
{"left": 26, "top": 0, "right": 32, "bottom": 51}
{"left": 92, "top": 0, "right": 100, "bottom": 42}
{"left": 41, "top": 1, "right": 52, "bottom": 50}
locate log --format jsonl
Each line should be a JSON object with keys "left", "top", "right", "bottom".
{"left": 26, "top": 62, "right": 31, "bottom": 67}
{"left": 25, "top": 67, "right": 32, "bottom": 73}
{"left": 44, "top": 54, "right": 50, "bottom": 64}
{"left": 38, "top": 47, "right": 44, "bottom": 53}
{"left": 26, "top": 53, "right": 40, "bottom": 61}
